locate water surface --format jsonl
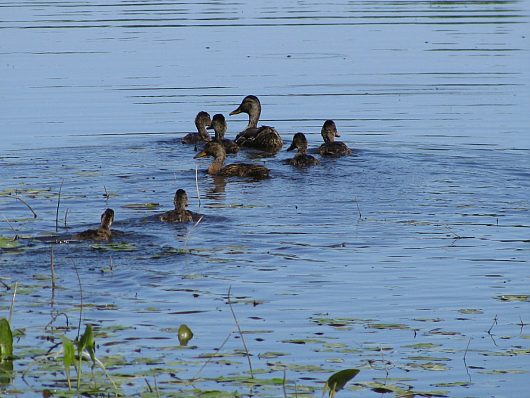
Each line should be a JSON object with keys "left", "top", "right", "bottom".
{"left": 1, "top": 1, "right": 530, "bottom": 397}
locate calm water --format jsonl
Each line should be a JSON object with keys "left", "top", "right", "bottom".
{"left": 1, "top": 1, "right": 530, "bottom": 397}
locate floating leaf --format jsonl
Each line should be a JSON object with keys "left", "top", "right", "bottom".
{"left": 0, "top": 319, "right": 13, "bottom": 360}
{"left": 498, "top": 295, "right": 530, "bottom": 302}
{"left": 91, "top": 242, "right": 136, "bottom": 252}
{"left": 0, "top": 237, "right": 19, "bottom": 250}
{"left": 121, "top": 202, "right": 159, "bottom": 210}
{"left": 367, "top": 323, "right": 410, "bottom": 330}
{"left": 178, "top": 324, "right": 194, "bottom": 346}
{"left": 323, "top": 369, "right": 360, "bottom": 398}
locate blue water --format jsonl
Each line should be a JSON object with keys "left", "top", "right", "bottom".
{"left": 1, "top": 1, "right": 530, "bottom": 397}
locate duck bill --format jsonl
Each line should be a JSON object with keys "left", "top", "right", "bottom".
{"left": 229, "top": 106, "right": 242, "bottom": 116}
{"left": 335, "top": 131, "right": 341, "bottom": 137}
{"left": 287, "top": 143, "right": 296, "bottom": 152}
{"left": 194, "top": 150, "right": 208, "bottom": 159}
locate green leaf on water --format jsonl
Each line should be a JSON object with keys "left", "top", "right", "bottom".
{"left": 323, "top": 369, "right": 360, "bottom": 398}
{"left": 178, "top": 324, "right": 194, "bottom": 346}
{"left": 91, "top": 242, "right": 136, "bottom": 252}
{"left": 0, "top": 318, "right": 13, "bottom": 360}
{"left": 367, "top": 323, "right": 410, "bottom": 330}
{"left": 458, "top": 308, "right": 483, "bottom": 314}
{"left": 78, "top": 324, "right": 96, "bottom": 364}
{"left": 0, "top": 237, "right": 19, "bottom": 250}
{"left": 498, "top": 295, "right": 530, "bottom": 302}
{"left": 61, "top": 336, "right": 75, "bottom": 390}
{"left": 121, "top": 202, "right": 160, "bottom": 210}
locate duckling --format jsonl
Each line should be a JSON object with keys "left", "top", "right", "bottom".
{"left": 208, "top": 114, "right": 239, "bottom": 154}
{"left": 229, "top": 95, "right": 283, "bottom": 153}
{"left": 285, "top": 132, "right": 320, "bottom": 167}
{"left": 194, "top": 142, "right": 269, "bottom": 179}
{"left": 319, "top": 120, "right": 352, "bottom": 156}
{"left": 73, "top": 208, "right": 114, "bottom": 241}
{"left": 159, "top": 189, "right": 199, "bottom": 223}
{"left": 181, "top": 111, "right": 212, "bottom": 144}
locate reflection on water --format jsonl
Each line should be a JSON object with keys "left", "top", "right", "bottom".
{"left": 1, "top": 0, "right": 530, "bottom": 396}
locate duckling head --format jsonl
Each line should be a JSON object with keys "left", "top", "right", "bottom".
{"left": 229, "top": 95, "right": 261, "bottom": 128}
{"left": 287, "top": 132, "right": 309, "bottom": 154}
{"left": 100, "top": 208, "right": 114, "bottom": 230}
{"left": 194, "top": 141, "right": 227, "bottom": 161}
{"left": 321, "top": 120, "right": 340, "bottom": 143}
{"left": 208, "top": 113, "right": 227, "bottom": 141}
{"left": 174, "top": 189, "right": 189, "bottom": 211}
{"left": 195, "top": 111, "right": 212, "bottom": 140}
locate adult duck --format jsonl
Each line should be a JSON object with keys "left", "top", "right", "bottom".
{"left": 285, "top": 132, "right": 320, "bottom": 167}
{"left": 319, "top": 120, "right": 352, "bottom": 157}
{"left": 73, "top": 208, "right": 114, "bottom": 241}
{"left": 194, "top": 142, "right": 269, "bottom": 179}
{"left": 181, "top": 111, "right": 212, "bottom": 144}
{"left": 159, "top": 189, "right": 201, "bottom": 223}
{"left": 208, "top": 114, "right": 239, "bottom": 154}
{"left": 229, "top": 95, "right": 283, "bottom": 153}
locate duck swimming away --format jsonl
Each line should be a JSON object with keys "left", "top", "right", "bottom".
{"left": 208, "top": 113, "right": 239, "bottom": 154}
{"left": 159, "top": 189, "right": 201, "bottom": 223}
{"left": 285, "top": 132, "right": 320, "bottom": 167}
{"left": 182, "top": 111, "right": 212, "bottom": 144}
{"left": 229, "top": 95, "right": 283, "bottom": 153}
{"left": 319, "top": 120, "right": 352, "bottom": 157}
{"left": 73, "top": 208, "right": 114, "bottom": 241}
{"left": 194, "top": 141, "right": 270, "bottom": 179}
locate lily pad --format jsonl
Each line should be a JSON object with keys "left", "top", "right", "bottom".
{"left": 0, "top": 237, "right": 19, "bottom": 249}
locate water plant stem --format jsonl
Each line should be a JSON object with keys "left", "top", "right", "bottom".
{"left": 15, "top": 195, "right": 37, "bottom": 218}
{"left": 55, "top": 179, "right": 64, "bottom": 233}
{"left": 9, "top": 282, "right": 18, "bottom": 324}
{"left": 195, "top": 164, "right": 201, "bottom": 208}
{"left": 227, "top": 286, "right": 253, "bottom": 378}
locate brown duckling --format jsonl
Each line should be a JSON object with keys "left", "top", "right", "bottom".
{"left": 229, "top": 95, "right": 283, "bottom": 153}
{"left": 159, "top": 189, "right": 200, "bottom": 223}
{"left": 285, "top": 132, "right": 320, "bottom": 167}
{"left": 208, "top": 114, "right": 239, "bottom": 154}
{"left": 73, "top": 208, "right": 114, "bottom": 241}
{"left": 194, "top": 142, "right": 270, "bottom": 179}
{"left": 181, "top": 111, "right": 212, "bottom": 144}
{"left": 319, "top": 120, "right": 352, "bottom": 157}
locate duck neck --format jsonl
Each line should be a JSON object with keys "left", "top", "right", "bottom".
{"left": 247, "top": 109, "right": 260, "bottom": 129}
{"left": 196, "top": 121, "right": 210, "bottom": 140}
{"left": 208, "top": 155, "right": 225, "bottom": 175}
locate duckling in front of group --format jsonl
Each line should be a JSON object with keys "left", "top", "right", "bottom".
{"left": 159, "top": 189, "right": 201, "bottom": 223}
{"left": 229, "top": 95, "right": 283, "bottom": 153}
{"left": 319, "top": 120, "right": 352, "bottom": 157}
{"left": 285, "top": 132, "right": 320, "bottom": 167}
{"left": 194, "top": 141, "right": 270, "bottom": 179}
{"left": 208, "top": 113, "right": 239, "bottom": 154}
{"left": 182, "top": 111, "right": 212, "bottom": 144}
{"left": 73, "top": 208, "right": 114, "bottom": 241}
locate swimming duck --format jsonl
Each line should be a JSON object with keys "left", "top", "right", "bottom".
{"left": 208, "top": 114, "right": 239, "bottom": 154}
{"left": 194, "top": 142, "right": 270, "bottom": 179}
{"left": 181, "top": 111, "right": 212, "bottom": 144}
{"left": 73, "top": 208, "right": 114, "bottom": 241}
{"left": 285, "top": 132, "right": 320, "bottom": 167}
{"left": 319, "top": 120, "right": 352, "bottom": 156}
{"left": 159, "top": 189, "right": 199, "bottom": 223}
{"left": 229, "top": 95, "right": 283, "bottom": 153}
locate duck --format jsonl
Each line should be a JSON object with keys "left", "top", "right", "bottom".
{"left": 159, "top": 189, "right": 201, "bottom": 223}
{"left": 284, "top": 132, "right": 320, "bottom": 167}
{"left": 229, "top": 95, "right": 283, "bottom": 153}
{"left": 73, "top": 208, "right": 114, "bottom": 241}
{"left": 319, "top": 120, "right": 352, "bottom": 156}
{"left": 194, "top": 142, "right": 270, "bottom": 179}
{"left": 208, "top": 114, "right": 239, "bottom": 154}
{"left": 181, "top": 111, "right": 212, "bottom": 144}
